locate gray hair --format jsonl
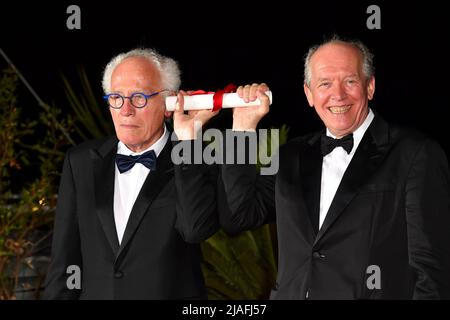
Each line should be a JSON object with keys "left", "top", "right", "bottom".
{"left": 102, "top": 48, "right": 181, "bottom": 94}
{"left": 303, "top": 35, "right": 374, "bottom": 87}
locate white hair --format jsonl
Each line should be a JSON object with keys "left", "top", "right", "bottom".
{"left": 101, "top": 48, "right": 181, "bottom": 94}
{"left": 304, "top": 35, "right": 375, "bottom": 87}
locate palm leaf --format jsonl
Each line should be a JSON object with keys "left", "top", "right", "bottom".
{"left": 61, "top": 67, "right": 113, "bottom": 141}
{"left": 202, "top": 124, "right": 289, "bottom": 299}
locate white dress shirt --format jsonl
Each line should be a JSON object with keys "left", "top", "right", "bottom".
{"left": 114, "top": 126, "right": 169, "bottom": 244}
{"left": 319, "top": 109, "right": 374, "bottom": 229}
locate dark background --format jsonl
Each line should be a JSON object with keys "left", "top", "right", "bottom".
{"left": 1, "top": 0, "right": 449, "bottom": 155}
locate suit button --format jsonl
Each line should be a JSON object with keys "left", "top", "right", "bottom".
{"left": 313, "top": 251, "right": 325, "bottom": 259}
{"left": 114, "top": 271, "right": 124, "bottom": 279}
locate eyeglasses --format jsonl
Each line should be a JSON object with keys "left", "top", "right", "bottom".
{"left": 103, "top": 89, "right": 169, "bottom": 109}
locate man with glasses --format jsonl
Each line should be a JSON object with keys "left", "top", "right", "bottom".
{"left": 43, "top": 48, "right": 220, "bottom": 299}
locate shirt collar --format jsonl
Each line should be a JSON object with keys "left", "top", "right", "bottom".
{"left": 117, "top": 124, "right": 169, "bottom": 157}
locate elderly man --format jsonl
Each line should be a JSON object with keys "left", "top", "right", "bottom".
{"left": 43, "top": 48, "right": 219, "bottom": 299}
{"left": 218, "top": 36, "right": 450, "bottom": 299}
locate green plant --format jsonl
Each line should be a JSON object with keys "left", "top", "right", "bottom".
{"left": 202, "top": 125, "right": 289, "bottom": 299}
{"left": 61, "top": 66, "right": 113, "bottom": 140}
{"left": 0, "top": 67, "right": 74, "bottom": 299}
{"left": 202, "top": 226, "right": 277, "bottom": 299}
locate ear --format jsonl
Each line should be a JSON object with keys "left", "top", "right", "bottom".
{"left": 303, "top": 83, "right": 314, "bottom": 107}
{"left": 367, "top": 76, "right": 375, "bottom": 100}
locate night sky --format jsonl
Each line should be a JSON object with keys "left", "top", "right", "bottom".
{"left": 2, "top": 1, "right": 449, "bottom": 155}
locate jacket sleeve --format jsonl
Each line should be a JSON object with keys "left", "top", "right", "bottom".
{"left": 174, "top": 140, "right": 220, "bottom": 243}
{"left": 405, "top": 139, "right": 450, "bottom": 299}
{"left": 220, "top": 131, "right": 276, "bottom": 234}
{"left": 43, "top": 150, "right": 82, "bottom": 299}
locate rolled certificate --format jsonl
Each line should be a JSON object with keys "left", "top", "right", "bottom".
{"left": 165, "top": 91, "right": 273, "bottom": 111}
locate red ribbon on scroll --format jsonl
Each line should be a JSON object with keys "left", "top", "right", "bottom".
{"left": 189, "top": 84, "right": 237, "bottom": 111}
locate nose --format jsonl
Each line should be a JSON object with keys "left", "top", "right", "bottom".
{"left": 119, "top": 98, "right": 135, "bottom": 116}
{"left": 330, "top": 82, "right": 347, "bottom": 101}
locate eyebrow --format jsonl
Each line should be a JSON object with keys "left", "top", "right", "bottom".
{"left": 317, "top": 78, "right": 331, "bottom": 82}
{"left": 110, "top": 89, "right": 154, "bottom": 94}
{"left": 316, "top": 74, "right": 360, "bottom": 82}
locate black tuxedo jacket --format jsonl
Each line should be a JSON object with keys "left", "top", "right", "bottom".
{"left": 43, "top": 135, "right": 219, "bottom": 299}
{"left": 220, "top": 114, "right": 450, "bottom": 299}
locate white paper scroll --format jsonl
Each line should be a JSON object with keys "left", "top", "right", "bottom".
{"left": 165, "top": 91, "right": 272, "bottom": 111}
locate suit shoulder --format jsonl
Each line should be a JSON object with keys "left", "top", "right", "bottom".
{"left": 279, "top": 131, "right": 320, "bottom": 154}
{"left": 388, "top": 124, "right": 446, "bottom": 158}
{"left": 66, "top": 136, "right": 116, "bottom": 159}
{"left": 390, "top": 124, "right": 439, "bottom": 147}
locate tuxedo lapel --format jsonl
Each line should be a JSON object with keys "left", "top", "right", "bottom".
{"left": 92, "top": 136, "right": 120, "bottom": 255}
{"left": 115, "top": 141, "right": 174, "bottom": 261}
{"left": 314, "top": 114, "right": 390, "bottom": 245}
{"left": 301, "top": 132, "right": 324, "bottom": 235}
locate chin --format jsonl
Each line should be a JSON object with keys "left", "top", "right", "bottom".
{"left": 329, "top": 118, "right": 353, "bottom": 128}
{"left": 117, "top": 135, "right": 141, "bottom": 146}
{"left": 327, "top": 123, "right": 352, "bottom": 136}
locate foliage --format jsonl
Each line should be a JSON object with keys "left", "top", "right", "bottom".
{"left": 61, "top": 67, "right": 113, "bottom": 139}
{"left": 202, "top": 226, "right": 277, "bottom": 299}
{"left": 0, "top": 67, "right": 75, "bottom": 299}
{"left": 202, "top": 125, "right": 289, "bottom": 299}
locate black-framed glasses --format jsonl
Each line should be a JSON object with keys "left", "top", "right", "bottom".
{"left": 103, "top": 89, "right": 169, "bottom": 109}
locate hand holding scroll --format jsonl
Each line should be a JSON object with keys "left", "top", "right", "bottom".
{"left": 232, "top": 83, "right": 271, "bottom": 131}
{"left": 172, "top": 90, "right": 220, "bottom": 140}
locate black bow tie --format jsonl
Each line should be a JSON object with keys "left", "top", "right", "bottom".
{"left": 116, "top": 149, "right": 157, "bottom": 173}
{"left": 320, "top": 133, "right": 354, "bottom": 156}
